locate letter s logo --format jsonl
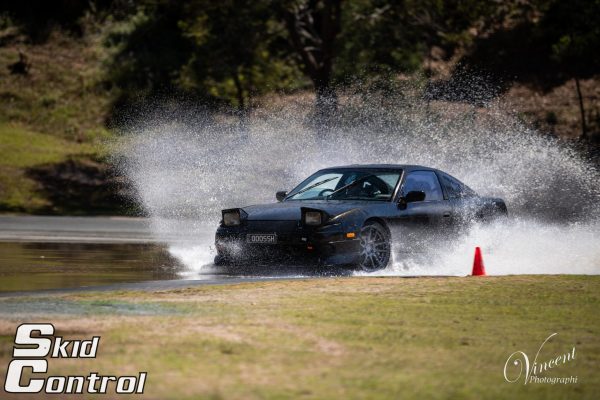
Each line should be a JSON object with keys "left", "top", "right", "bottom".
{"left": 4, "top": 359, "right": 48, "bottom": 393}
{"left": 13, "top": 323, "right": 54, "bottom": 358}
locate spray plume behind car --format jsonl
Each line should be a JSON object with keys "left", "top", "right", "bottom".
{"left": 115, "top": 86, "right": 600, "bottom": 276}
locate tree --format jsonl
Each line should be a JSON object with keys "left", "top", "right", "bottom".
{"left": 181, "top": 0, "right": 299, "bottom": 125}
{"left": 541, "top": 0, "right": 600, "bottom": 140}
{"left": 104, "top": 0, "right": 301, "bottom": 127}
{"left": 454, "top": 0, "right": 600, "bottom": 135}
{"left": 104, "top": 1, "right": 195, "bottom": 126}
{"left": 280, "top": 0, "right": 342, "bottom": 131}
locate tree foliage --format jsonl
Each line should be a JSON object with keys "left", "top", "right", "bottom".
{"left": 459, "top": 0, "right": 600, "bottom": 89}
{"left": 2, "top": 0, "right": 598, "bottom": 127}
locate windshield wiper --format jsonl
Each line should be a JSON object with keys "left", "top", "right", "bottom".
{"left": 326, "top": 174, "right": 377, "bottom": 200}
{"left": 289, "top": 177, "right": 338, "bottom": 199}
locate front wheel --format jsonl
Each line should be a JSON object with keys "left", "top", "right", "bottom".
{"left": 358, "top": 221, "right": 391, "bottom": 272}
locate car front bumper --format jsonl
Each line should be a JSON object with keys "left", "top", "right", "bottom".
{"left": 215, "top": 223, "right": 361, "bottom": 266}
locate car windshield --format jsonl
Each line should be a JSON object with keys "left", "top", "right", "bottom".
{"left": 286, "top": 169, "right": 402, "bottom": 201}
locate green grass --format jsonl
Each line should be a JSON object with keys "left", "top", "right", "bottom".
{"left": 0, "top": 276, "right": 598, "bottom": 399}
{"left": 0, "top": 30, "right": 111, "bottom": 141}
{"left": 0, "top": 123, "right": 103, "bottom": 212}
{"left": 0, "top": 29, "right": 116, "bottom": 214}
{"left": 0, "top": 123, "right": 96, "bottom": 167}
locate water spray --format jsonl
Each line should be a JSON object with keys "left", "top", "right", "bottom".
{"left": 116, "top": 88, "right": 600, "bottom": 276}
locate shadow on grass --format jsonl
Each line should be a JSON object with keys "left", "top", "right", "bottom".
{"left": 25, "top": 157, "right": 140, "bottom": 215}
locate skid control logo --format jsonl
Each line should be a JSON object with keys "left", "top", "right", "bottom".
{"left": 503, "top": 333, "right": 577, "bottom": 385}
{"left": 4, "top": 323, "right": 147, "bottom": 394}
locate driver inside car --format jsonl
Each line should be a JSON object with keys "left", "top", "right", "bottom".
{"left": 346, "top": 176, "right": 389, "bottom": 198}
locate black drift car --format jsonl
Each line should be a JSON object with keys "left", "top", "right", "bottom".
{"left": 215, "top": 164, "right": 507, "bottom": 271}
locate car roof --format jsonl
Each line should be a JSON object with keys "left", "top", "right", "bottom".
{"left": 320, "top": 164, "right": 439, "bottom": 173}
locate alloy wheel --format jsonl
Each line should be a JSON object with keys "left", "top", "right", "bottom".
{"left": 358, "top": 222, "right": 391, "bottom": 272}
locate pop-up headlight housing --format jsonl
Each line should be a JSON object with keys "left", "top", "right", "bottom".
{"left": 301, "top": 207, "right": 328, "bottom": 227}
{"left": 222, "top": 208, "right": 247, "bottom": 226}
{"left": 304, "top": 211, "right": 322, "bottom": 225}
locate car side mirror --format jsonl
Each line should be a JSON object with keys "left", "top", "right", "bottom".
{"left": 398, "top": 190, "right": 426, "bottom": 209}
{"left": 276, "top": 191, "right": 288, "bottom": 202}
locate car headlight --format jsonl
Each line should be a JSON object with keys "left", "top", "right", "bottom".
{"left": 222, "top": 210, "right": 241, "bottom": 226}
{"left": 304, "top": 211, "right": 322, "bottom": 226}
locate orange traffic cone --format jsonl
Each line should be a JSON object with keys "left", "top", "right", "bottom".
{"left": 471, "top": 247, "right": 486, "bottom": 276}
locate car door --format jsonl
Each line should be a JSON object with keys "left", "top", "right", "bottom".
{"left": 392, "top": 170, "right": 453, "bottom": 229}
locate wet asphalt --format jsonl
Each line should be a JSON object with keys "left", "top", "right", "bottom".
{"left": 0, "top": 216, "right": 336, "bottom": 297}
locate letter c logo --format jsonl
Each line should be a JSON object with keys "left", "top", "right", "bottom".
{"left": 4, "top": 359, "right": 48, "bottom": 393}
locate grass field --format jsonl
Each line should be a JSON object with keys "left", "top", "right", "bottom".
{"left": 0, "top": 30, "right": 112, "bottom": 214}
{"left": 0, "top": 276, "right": 598, "bottom": 399}
{"left": 0, "top": 122, "right": 103, "bottom": 213}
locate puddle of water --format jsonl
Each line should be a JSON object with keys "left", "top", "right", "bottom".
{"left": 0, "top": 242, "right": 183, "bottom": 292}
{"left": 0, "top": 297, "right": 183, "bottom": 316}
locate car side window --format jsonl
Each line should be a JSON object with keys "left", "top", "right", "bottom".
{"left": 440, "top": 173, "right": 475, "bottom": 199}
{"left": 401, "top": 171, "right": 444, "bottom": 201}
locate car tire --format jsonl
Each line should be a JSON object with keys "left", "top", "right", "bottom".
{"left": 358, "top": 221, "right": 391, "bottom": 272}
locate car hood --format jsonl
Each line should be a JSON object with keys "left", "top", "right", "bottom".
{"left": 242, "top": 201, "right": 372, "bottom": 221}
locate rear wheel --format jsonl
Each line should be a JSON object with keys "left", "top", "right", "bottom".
{"left": 358, "top": 221, "right": 391, "bottom": 272}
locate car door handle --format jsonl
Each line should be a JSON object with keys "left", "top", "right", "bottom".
{"left": 443, "top": 213, "right": 451, "bottom": 218}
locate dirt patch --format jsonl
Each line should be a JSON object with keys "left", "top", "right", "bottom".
{"left": 505, "top": 78, "right": 600, "bottom": 140}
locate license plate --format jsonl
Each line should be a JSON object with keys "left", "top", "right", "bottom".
{"left": 246, "top": 233, "right": 277, "bottom": 244}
